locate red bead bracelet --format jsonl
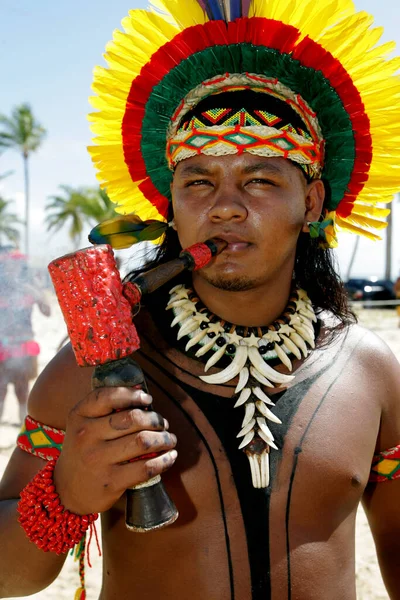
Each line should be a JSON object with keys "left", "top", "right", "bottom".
{"left": 17, "top": 459, "right": 98, "bottom": 555}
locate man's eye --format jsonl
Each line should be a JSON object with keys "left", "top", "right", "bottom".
{"left": 248, "top": 178, "right": 276, "bottom": 186}
{"left": 186, "top": 180, "right": 212, "bottom": 187}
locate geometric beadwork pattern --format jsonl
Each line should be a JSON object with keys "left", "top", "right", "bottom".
{"left": 183, "top": 107, "right": 313, "bottom": 140}
{"left": 17, "top": 415, "right": 65, "bottom": 462}
{"left": 369, "top": 444, "right": 400, "bottom": 483}
{"left": 167, "top": 124, "right": 321, "bottom": 176}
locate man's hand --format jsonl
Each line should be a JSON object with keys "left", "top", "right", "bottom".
{"left": 54, "top": 388, "right": 178, "bottom": 516}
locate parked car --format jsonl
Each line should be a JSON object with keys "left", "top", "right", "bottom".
{"left": 345, "top": 277, "right": 396, "bottom": 306}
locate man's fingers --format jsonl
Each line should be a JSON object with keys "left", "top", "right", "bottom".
{"left": 115, "top": 450, "right": 178, "bottom": 490}
{"left": 103, "top": 409, "right": 167, "bottom": 440}
{"left": 73, "top": 387, "right": 152, "bottom": 418}
{"left": 108, "top": 430, "right": 178, "bottom": 465}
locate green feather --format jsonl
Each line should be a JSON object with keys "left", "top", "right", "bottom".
{"left": 89, "top": 215, "right": 168, "bottom": 249}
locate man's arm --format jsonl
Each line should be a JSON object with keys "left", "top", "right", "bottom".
{"left": 362, "top": 335, "right": 400, "bottom": 600}
{"left": 0, "top": 343, "right": 177, "bottom": 597}
{"left": 0, "top": 451, "right": 67, "bottom": 597}
{"left": 0, "top": 346, "right": 83, "bottom": 597}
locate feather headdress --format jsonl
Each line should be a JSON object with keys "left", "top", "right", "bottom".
{"left": 88, "top": 0, "right": 400, "bottom": 248}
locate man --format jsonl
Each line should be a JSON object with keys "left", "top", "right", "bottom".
{"left": 0, "top": 251, "right": 50, "bottom": 424}
{"left": 1, "top": 1, "right": 400, "bottom": 599}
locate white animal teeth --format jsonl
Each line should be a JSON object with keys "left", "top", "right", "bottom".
{"left": 298, "top": 316, "right": 314, "bottom": 335}
{"left": 166, "top": 299, "right": 190, "bottom": 310}
{"left": 274, "top": 343, "right": 292, "bottom": 372}
{"left": 235, "top": 367, "right": 249, "bottom": 393}
{"left": 279, "top": 334, "right": 302, "bottom": 360}
{"left": 200, "top": 345, "right": 248, "bottom": 385}
{"left": 248, "top": 347, "right": 294, "bottom": 384}
{"left": 178, "top": 319, "right": 200, "bottom": 340}
{"left": 293, "top": 324, "right": 315, "bottom": 348}
{"left": 171, "top": 310, "right": 193, "bottom": 328}
{"left": 256, "top": 401, "right": 282, "bottom": 424}
{"left": 237, "top": 419, "right": 255, "bottom": 438}
{"left": 185, "top": 330, "right": 208, "bottom": 351}
{"left": 242, "top": 402, "right": 256, "bottom": 427}
{"left": 261, "top": 452, "right": 270, "bottom": 488}
{"left": 258, "top": 429, "right": 279, "bottom": 450}
{"left": 253, "top": 386, "right": 275, "bottom": 406}
{"left": 238, "top": 430, "right": 255, "bottom": 450}
{"left": 204, "top": 345, "right": 227, "bottom": 372}
{"left": 289, "top": 332, "right": 308, "bottom": 357}
{"left": 249, "top": 367, "right": 274, "bottom": 389}
{"left": 234, "top": 387, "right": 252, "bottom": 408}
{"left": 257, "top": 417, "right": 275, "bottom": 442}
{"left": 195, "top": 337, "right": 218, "bottom": 357}
{"left": 247, "top": 453, "right": 262, "bottom": 488}
{"left": 169, "top": 284, "right": 184, "bottom": 294}
{"left": 246, "top": 452, "right": 270, "bottom": 488}
{"left": 299, "top": 308, "right": 317, "bottom": 323}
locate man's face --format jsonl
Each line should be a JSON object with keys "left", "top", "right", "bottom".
{"left": 171, "top": 153, "right": 323, "bottom": 292}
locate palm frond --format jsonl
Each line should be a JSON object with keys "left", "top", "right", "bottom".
{"left": 45, "top": 185, "right": 116, "bottom": 246}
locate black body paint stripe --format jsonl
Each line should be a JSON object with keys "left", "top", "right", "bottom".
{"left": 142, "top": 365, "right": 236, "bottom": 599}
{"left": 285, "top": 331, "right": 364, "bottom": 599}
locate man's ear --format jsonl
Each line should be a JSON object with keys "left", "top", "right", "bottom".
{"left": 302, "top": 179, "right": 325, "bottom": 232}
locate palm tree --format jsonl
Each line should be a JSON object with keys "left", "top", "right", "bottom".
{"left": 45, "top": 186, "right": 115, "bottom": 248}
{"left": 0, "top": 170, "right": 13, "bottom": 181}
{"left": 0, "top": 198, "right": 22, "bottom": 247}
{"left": 0, "top": 104, "right": 46, "bottom": 257}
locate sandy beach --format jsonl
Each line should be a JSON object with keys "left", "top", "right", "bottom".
{"left": 0, "top": 297, "right": 398, "bottom": 599}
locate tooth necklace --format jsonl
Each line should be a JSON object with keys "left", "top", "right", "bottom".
{"left": 167, "top": 284, "right": 317, "bottom": 489}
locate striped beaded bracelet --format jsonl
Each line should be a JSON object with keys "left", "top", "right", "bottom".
{"left": 17, "top": 459, "right": 98, "bottom": 555}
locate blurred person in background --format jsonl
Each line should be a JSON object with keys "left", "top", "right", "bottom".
{"left": 0, "top": 249, "right": 50, "bottom": 424}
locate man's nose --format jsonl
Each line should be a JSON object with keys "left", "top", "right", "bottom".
{"left": 208, "top": 185, "right": 248, "bottom": 223}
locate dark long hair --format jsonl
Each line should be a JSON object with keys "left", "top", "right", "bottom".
{"left": 126, "top": 214, "right": 356, "bottom": 327}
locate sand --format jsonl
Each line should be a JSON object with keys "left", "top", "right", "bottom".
{"left": 0, "top": 298, "right": 398, "bottom": 599}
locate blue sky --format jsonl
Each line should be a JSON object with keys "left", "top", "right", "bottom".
{"left": 0, "top": 0, "right": 399, "bottom": 278}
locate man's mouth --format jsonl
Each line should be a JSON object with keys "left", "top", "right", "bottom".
{"left": 213, "top": 234, "right": 251, "bottom": 253}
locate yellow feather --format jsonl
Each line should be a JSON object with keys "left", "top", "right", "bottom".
{"left": 350, "top": 204, "right": 391, "bottom": 219}
{"left": 336, "top": 217, "right": 382, "bottom": 241}
{"left": 321, "top": 13, "right": 374, "bottom": 57}
{"left": 92, "top": 66, "right": 134, "bottom": 88}
{"left": 150, "top": 0, "right": 207, "bottom": 29}
{"left": 87, "top": 110, "right": 124, "bottom": 124}
{"left": 91, "top": 82, "right": 128, "bottom": 103}
{"left": 123, "top": 10, "right": 179, "bottom": 42}
{"left": 250, "top": 0, "right": 355, "bottom": 43}
{"left": 104, "top": 50, "right": 144, "bottom": 74}
{"left": 341, "top": 214, "right": 388, "bottom": 230}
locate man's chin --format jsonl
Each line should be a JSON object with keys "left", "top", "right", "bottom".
{"left": 201, "top": 272, "right": 258, "bottom": 292}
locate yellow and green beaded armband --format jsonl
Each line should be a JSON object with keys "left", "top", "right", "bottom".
{"left": 17, "top": 415, "right": 65, "bottom": 461}
{"left": 369, "top": 445, "right": 400, "bottom": 483}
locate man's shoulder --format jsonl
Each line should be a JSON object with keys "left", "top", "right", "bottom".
{"left": 323, "top": 315, "right": 395, "bottom": 355}
{"left": 318, "top": 315, "right": 400, "bottom": 402}
{"left": 28, "top": 344, "right": 93, "bottom": 430}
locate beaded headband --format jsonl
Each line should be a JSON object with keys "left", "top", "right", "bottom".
{"left": 88, "top": 0, "right": 400, "bottom": 249}
{"left": 167, "top": 86, "right": 323, "bottom": 180}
